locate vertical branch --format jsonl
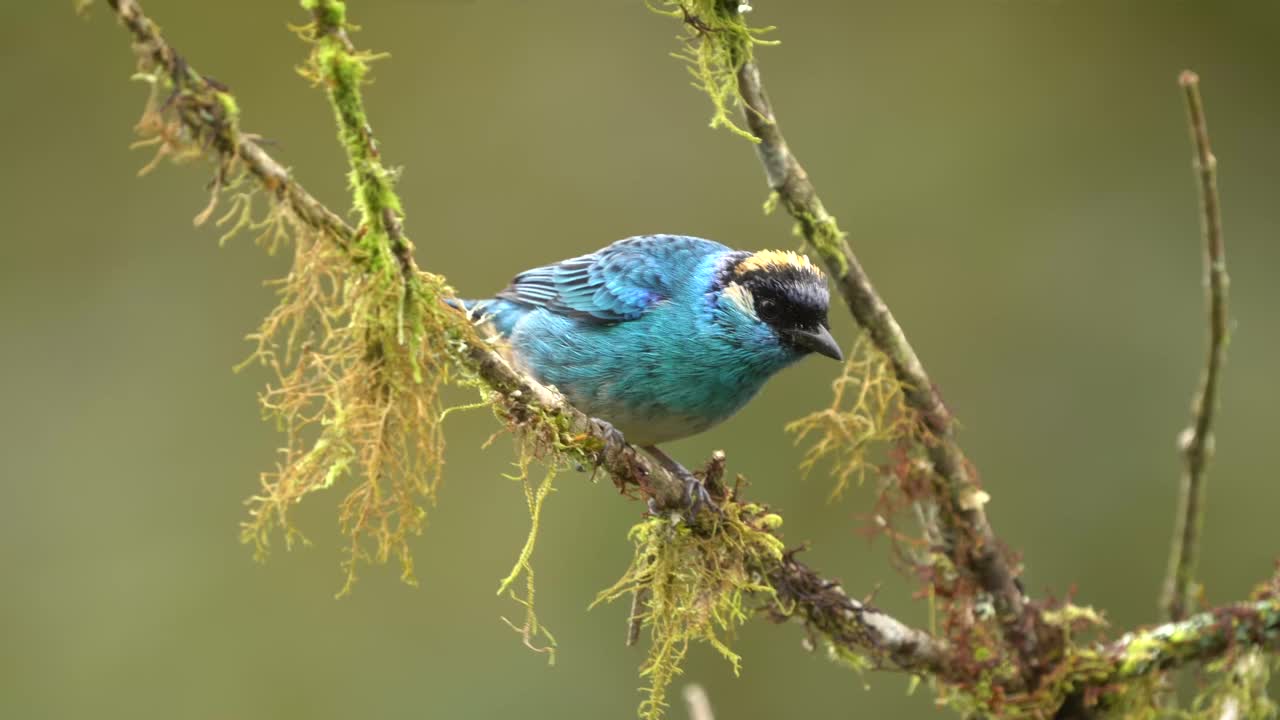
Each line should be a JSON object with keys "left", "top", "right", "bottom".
{"left": 1162, "top": 71, "right": 1229, "bottom": 622}
{"left": 303, "top": 0, "right": 415, "bottom": 281}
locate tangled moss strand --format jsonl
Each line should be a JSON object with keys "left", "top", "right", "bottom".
{"left": 219, "top": 1, "right": 465, "bottom": 594}
{"left": 786, "top": 336, "right": 918, "bottom": 499}
{"left": 593, "top": 505, "right": 785, "bottom": 720}
{"left": 495, "top": 450, "right": 559, "bottom": 664}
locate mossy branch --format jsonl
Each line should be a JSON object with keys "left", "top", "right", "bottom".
{"left": 96, "top": 2, "right": 1279, "bottom": 717}
{"left": 98, "top": 0, "right": 952, "bottom": 689}
{"left": 719, "top": 16, "right": 1043, "bottom": 682}
{"left": 1162, "top": 70, "right": 1230, "bottom": 624}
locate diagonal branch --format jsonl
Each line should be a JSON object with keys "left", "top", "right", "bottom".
{"left": 98, "top": 0, "right": 950, "bottom": 679}
{"left": 1162, "top": 70, "right": 1230, "bottom": 623}
{"left": 767, "top": 548, "right": 956, "bottom": 678}
{"left": 735, "top": 60, "right": 1044, "bottom": 676}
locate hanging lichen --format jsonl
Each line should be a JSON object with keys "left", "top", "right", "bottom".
{"left": 786, "top": 335, "right": 919, "bottom": 500}
{"left": 231, "top": 2, "right": 461, "bottom": 596}
{"left": 494, "top": 448, "right": 560, "bottom": 664}
{"left": 594, "top": 505, "right": 785, "bottom": 720}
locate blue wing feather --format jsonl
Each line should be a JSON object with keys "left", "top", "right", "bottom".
{"left": 494, "top": 234, "right": 728, "bottom": 324}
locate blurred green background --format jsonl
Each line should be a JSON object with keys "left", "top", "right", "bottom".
{"left": 4, "top": 1, "right": 1278, "bottom": 718}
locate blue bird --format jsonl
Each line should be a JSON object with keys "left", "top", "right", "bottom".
{"left": 458, "top": 234, "right": 842, "bottom": 507}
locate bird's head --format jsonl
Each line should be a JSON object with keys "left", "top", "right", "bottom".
{"left": 716, "top": 249, "right": 843, "bottom": 362}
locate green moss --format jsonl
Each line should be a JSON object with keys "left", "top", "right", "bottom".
{"left": 593, "top": 504, "right": 785, "bottom": 720}
{"left": 494, "top": 451, "right": 559, "bottom": 665}
{"left": 785, "top": 203, "right": 849, "bottom": 277}
{"left": 650, "top": 0, "right": 777, "bottom": 141}
{"left": 300, "top": 0, "right": 345, "bottom": 28}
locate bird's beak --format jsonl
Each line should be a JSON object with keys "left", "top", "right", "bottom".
{"left": 788, "top": 325, "right": 843, "bottom": 361}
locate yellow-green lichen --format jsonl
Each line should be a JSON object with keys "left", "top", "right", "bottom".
{"left": 593, "top": 504, "right": 785, "bottom": 720}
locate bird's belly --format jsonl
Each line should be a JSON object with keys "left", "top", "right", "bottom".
{"left": 507, "top": 309, "right": 778, "bottom": 446}
{"left": 531, "top": 366, "right": 747, "bottom": 446}
{"left": 597, "top": 409, "right": 720, "bottom": 448}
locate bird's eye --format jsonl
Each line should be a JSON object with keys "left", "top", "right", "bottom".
{"left": 757, "top": 297, "right": 780, "bottom": 320}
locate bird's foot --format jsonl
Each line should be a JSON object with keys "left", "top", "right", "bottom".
{"left": 641, "top": 445, "right": 723, "bottom": 521}
{"left": 679, "top": 468, "right": 719, "bottom": 518}
{"left": 590, "top": 417, "right": 627, "bottom": 451}
{"left": 644, "top": 471, "right": 718, "bottom": 519}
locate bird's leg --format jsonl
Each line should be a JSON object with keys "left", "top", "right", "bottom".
{"left": 641, "top": 445, "right": 718, "bottom": 516}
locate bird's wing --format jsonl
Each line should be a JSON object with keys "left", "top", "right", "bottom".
{"left": 495, "top": 235, "right": 724, "bottom": 324}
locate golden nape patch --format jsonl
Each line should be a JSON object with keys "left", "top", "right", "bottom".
{"left": 722, "top": 281, "right": 757, "bottom": 316}
{"left": 735, "top": 249, "right": 820, "bottom": 276}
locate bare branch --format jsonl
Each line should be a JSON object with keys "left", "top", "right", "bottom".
{"left": 1162, "top": 70, "right": 1230, "bottom": 622}
{"left": 682, "top": 684, "right": 716, "bottom": 720}
{"left": 735, "top": 59, "right": 1043, "bottom": 677}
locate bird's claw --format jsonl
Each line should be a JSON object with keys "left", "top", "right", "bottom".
{"left": 638, "top": 444, "right": 725, "bottom": 522}
{"left": 590, "top": 418, "right": 626, "bottom": 450}
{"left": 646, "top": 476, "right": 720, "bottom": 521}
{"left": 682, "top": 474, "right": 721, "bottom": 518}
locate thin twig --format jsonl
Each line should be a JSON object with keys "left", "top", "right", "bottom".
{"left": 1162, "top": 70, "right": 1229, "bottom": 622}
{"left": 99, "top": 0, "right": 951, "bottom": 677}
{"left": 683, "top": 684, "right": 716, "bottom": 720}
{"left": 735, "top": 59, "right": 1044, "bottom": 679}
